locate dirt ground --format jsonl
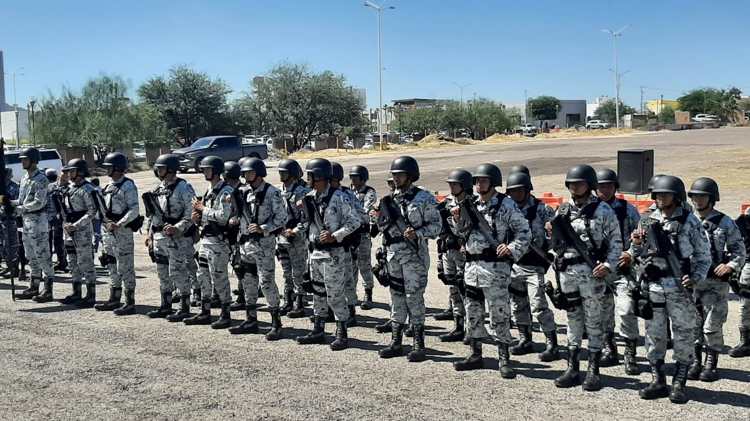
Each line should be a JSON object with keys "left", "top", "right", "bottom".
{"left": 1, "top": 127, "right": 749, "bottom": 420}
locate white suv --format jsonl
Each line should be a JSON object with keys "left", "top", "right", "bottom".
{"left": 692, "top": 114, "right": 719, "bottom": 123}
{"left": 586, "top": 119, "right": 610, "bottom": 129}
{"left": 4, "top": 148, "right": 63, "bottom": 183}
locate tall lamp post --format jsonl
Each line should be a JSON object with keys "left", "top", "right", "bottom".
{"left": 602, "top": 26, "right": 629, "bottom": 129}
{"left": 364, "top": 1, "right": 395, "bottom": 151}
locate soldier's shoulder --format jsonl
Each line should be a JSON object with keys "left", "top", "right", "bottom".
{"left": 81, "top": 182, "right": 97, "bottom": 193}
{"left": 31, "top": 171, "right": 48, "bottom": 183}
{"left": 500, "top": 195, "right": 519, "bottom": 211}
{"left": 594, "top": 199, "right": 616, "bottom": 217}
{"left": 413, "top": 188, "right": 436, "bottom": 204}
{"left": 717, "top": 213, "right": 737, "bottom": 229}
{"left": 683, "top": 212, "right": 703, "bottom": 230}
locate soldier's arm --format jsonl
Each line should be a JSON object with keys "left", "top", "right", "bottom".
{"left": 72, "top": 186, "right": 99, "bottom": 229}
{"left": 415, "top": 195, "right": 442, "bottom": 240}
{"left": 364, "top": 189, "right": 378, "bottom": 213}
{"left": 262, "top": 190, "right": 288, "bottom": 235}
{"left": 117, "top": 181, "right": 140, "bottom": 226}
{"left": 202, "top": 189, "right": 233, "bottom": 226}
{"left": 688, "top": 218, "right": 712, "bottom": 283}
{"left": 724, "top": 219, "right": 747, "bottom": 271}
{"left": 601, "top": 209, "right": 624, "bottom": 271}
{"left": 504, "top": 203, "right": 531, "bottom": 261}
{"left": 331, "top": 195, "right": 359, "bottom": 242}
{"left": 20, "top": 179, "right": 49, "bottom": 213}
{"left": 174, "top": 184, "right": 195, "bottom": 234}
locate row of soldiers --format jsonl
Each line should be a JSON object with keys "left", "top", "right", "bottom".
{"left": 8, "top": 148, "right": 750, "bottom": 404}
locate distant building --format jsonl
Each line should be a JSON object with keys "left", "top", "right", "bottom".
{"left": 392, "top": 98, "right": 451, "bottom": 111}
{"left": 646, "top": 99, "right": 680, "bottom": 114}
{"left": 352, "top": 87, "right": 367, "bottom": 110}
{"left": 1, "top": 109, "right": 30, "bottom": 141}
{"left": 531, "top": 99, "right": 587, "bottom": 128}
{"left": 0, "top": 50, "right": 9, "bottom": 111}
{"left": 586, "top": 96, "right": 610, "bottom": 118}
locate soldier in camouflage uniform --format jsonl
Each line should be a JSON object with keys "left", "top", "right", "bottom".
{"left": 11, "top": 148, "right": 54, "bottom": 300}
{"left": 730, "top": 206, "right": 750, "bottom": 358}
{"left": 551, "top": 165, "right": 623, "bottom": 392}
{"left": 276, "top": 159, "right": 310, "bottom": 319}
{"left": 630, "top": 175, "right": 710, "bottom": 403}
{"left": 436, "top": 169, "right": 470, "bottom": 343}
{"left": 349, "top": 165, "right": 378, "bottom": 310}
{"left": 143, "top": 154, "right": 196, "bottom": 321}
{"left": 55, "top": 159, "right": 99, "bottom": 307}
{"left": 595, "top": 168, "right": 642, "bottom": 373}
{"left": 220, "top": 161, "right": 247, "bottom": 311}
{"left": 686, "top": 177, "right": 746, "bottom": 382}
{"left": 450, "top": 163, "right": 530, "bottom": 378}
{"left": 1, "top": 169, "right": 20, "bottom": 279}
{"left": 184, "top": 156, "right": 235, "bottom": 329}
{"left": 296, "top": 158, "right": 361, "bottom": 351}
{"left": 228, "top": 158, "right": 287, "bottom": 340}
{"left": 49, "top": 169, "right": 69, "bottom": 272}
{"left": 504, "top": 170, "right": 560, "bottom": 362}
{"left": 94, "top": 153, "right": 141, "bottom": 315}
{"left": 377, "top": 156, "right": 441, "bottom": 363}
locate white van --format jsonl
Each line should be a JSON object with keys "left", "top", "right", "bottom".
{"left": 4, "top": 148, "right": 64, "bottom": 183}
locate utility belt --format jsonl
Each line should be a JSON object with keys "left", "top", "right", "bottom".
{"left": 555, "top": 255, "right": 588, "bottom": 271}
{"left": 106, "top": 211, "right": 144, "bottom": 231}
{"left": 151, "top": 216, "right": 185, "bottom": 233}
{"left": 65, "top": 210, "right": 87, "bottom": 223}
{"left": 437, "top": 235, "right": 461, "bottom": 253}
{"left": 464, "top": 247, "right": 513, "bottom": 263}
{"left": 201, "top": 222, "right": 230, "bottom": 240}
{"left": 517, "top": 250, "right": 550, "bottom": 268}
{"left": 309, "top": 240, "right": 346, "bottom": 252}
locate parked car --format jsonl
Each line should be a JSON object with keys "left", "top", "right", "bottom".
{"left": 4, "top": 148, "right": 63, "bottom": 183}
{"left": 517, "top": 124, "right": 538, "bottom": 135}
{"left": 172, "top": 135, "right": 268, "bottom": 172}
{"left": 692, "top": 114, "right": 719, "bottom": 123}
{"left": 586, "top": 119, "right": 611, "bottom": 129}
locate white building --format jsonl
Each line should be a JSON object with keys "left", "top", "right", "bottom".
{"left": 587, "top": 96, "right": 610, "bottom": 119}
{"left": 1, "top": 109, "right": 29, "bottom": 141}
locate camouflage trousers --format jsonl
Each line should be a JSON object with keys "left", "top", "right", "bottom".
{"left": 186, "top": 244, "right": 198, "bottom": 291}
{"left": 239, "top": 237, "right": 280, "bottom": 314}
{"left": 101, "top": 228, "right": 135, "bottom": 290}
{"left": 601, "top": 273, "right": 641, "bottom": 340}
{"left": 351, "top": 234, "right": 374, "bottom": 292}
{"left": 21, "top": 216, "right": 53, "bottom": 285}
{"left": 196, "top": 240, "right": 231, "bottom": 304}
{"left": 693, "top": 277, "right": 730, "bottom": 351}
{"left": 464, "top": 261, "right": 513, "bottom": 345}
{"left": 154, "top": 234, "right": 192, "bottom": 295}
{"left": 386, "top": 251, "right": 428, "bottom": 325}
{"left": 645, "top": 278, "right": 697, "bottom": 365}
{"left": 1, "top": 218, "right": 18, "bottom": 264}
{"left": 559, "top": 263, "right": 605, "bottom": 352}
{"left": 310, "top": 249, "right": 349, "bottom": 322}
{"left": 741, "top": 264, "right": 750, "bottom": 330}
{"left": 277, "top": 238, "right": 307, "bottom": 296}
{"left": 442, "top": 248, "right": 465, "bottom": 318}
{"left": 64, "top": 227, "right": 96, "bottom": 286}
{"left": 342, "top": 246, "right": 357, "bottom": 305}
{"left": 509, "top": 264, "right": 556, "bottom": 333}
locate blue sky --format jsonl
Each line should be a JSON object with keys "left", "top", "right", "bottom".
{"left": 2, "top": 0, "right": 749, "bottom": 109}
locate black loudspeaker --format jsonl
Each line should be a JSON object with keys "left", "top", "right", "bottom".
{"left": 617, "top": 149, "right": 654, "bottom": 195}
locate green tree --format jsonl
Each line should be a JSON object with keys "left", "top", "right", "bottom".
{"left": 593, "top": 99, "right": 636, "bottom": 124}
{"left": 658, "top": 105, "right": 675, "bottom": 124}
{"left": 138, "top": 65, "right": 231, "bottom": 146}
{"left": 677, "top": 87, "right": 742, "bottom": 122}
{"left": 528, "top": 96, "right": 560, "bottom": 122}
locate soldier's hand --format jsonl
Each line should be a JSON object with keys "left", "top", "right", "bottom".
{"left": 319, "top": 230, "right": 335, "bottom": 243}
{"left": 164, "top": 224, "right": 177, "bottom": 236}
{"left": 228, "top": 216, "right": 239, "bottom": 226}
{"left": 544, "top": 221, "right": 552, "bottom": 236}
{"left": 284, "top": 228, "right": 296, "bottom": 238}
{"left": 631, "top": 228, "right": 645, "bottom": 246}
{"left": 618, "top": 251, "right": 632, "bottom": 268}
{"left": 106, "top": 222, "right": 119, "bottom": 232}
{"left": 63, "top": 223, "right": 76, "bottom": 234}
{"left": 369, "top": 209, "right": 379, "bottom": 219}
{"left": 192, "top": 198, "right": 204, "bottom": 212}
{"left": 404, "top": 227, "right": 416, "bottom": 240}
{"left": 592, "top": 263, "right": 610, "bottom": 278}
{"left": 496, "top": 243, "right": 512, "bottom": 257}
{"left": 450, "top": 207, "right": 460, "bottom": 221}
{"left": 714, "top": 264, "right": 733, "bottom": 278}
{"left": 145, "top": 237, "right": 152, "bottom": 248}
{"left": 681, "top": 275, "right": 694, "bottom": 288}
{"left": 248, "top": 223, "right": 262, "bottom": 234}
{"left": 191, "top": 211, "right": 201, "bottom": 224}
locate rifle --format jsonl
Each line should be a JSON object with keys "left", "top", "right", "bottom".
{"left": 457, "top": 196, "right": 500, "bottom": 249}
{"left": 550, "top": 210, "right": 598, "bottom": 269}
{"left": 643, "top": 220, "right": 690, "bottom": 292}
{"left": 0, "top": 138, "right": 15, "bottom": 301}
{"left": 141, "top": 190, "right": 165, "bottom": 262}
{"left": 377, "top": 195, "right": 419, "bottom": 253}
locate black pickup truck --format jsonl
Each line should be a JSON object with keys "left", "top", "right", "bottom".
{"left": 172, "top": 135, "right": 269, "bottom": 172}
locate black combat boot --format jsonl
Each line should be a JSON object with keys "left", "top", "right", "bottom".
{"left": 113, "top": 289, "right": 136, "bottom": 316}
{"left": 184, "top": 300, "right": 212, "bottom": 325}
{"left": 229, "top": 308, "right": 259, "bottom": 334}
{"left": 15, "top": 278, "right": 40, "bottom": 300}
{"left": 330, "top": 321, "right": 349, "bottom": 351}
{"left": 286, "top": 294, "right": 306, "bottom": 318}
{"left": 265, "top": 309, "right": 283, "bottom": 341}
{"left": 375, "top": 319, "right": 392, "bottom": 333}
{"left": 279, "top": 288, "right": 294, "bottom": 315}
{"left": 600, "top": 331, "right": 619, "bottom": 367}
{"left": 729, "top": 328, "right": 750, "bottom": 358}
{"left": 147, "top": 292, "right": 174, "bottom": 318}
{"left": 699, "top": 348, "right": 720, "bottom": 382}
{"left": 360, "top": 288, "right": 374, "bottom": 310}
{"left": 433, "top": 303, "right": 453, "bottom": 321}
{"left": 687, "top": 344, "right": 703, "bottom": 380}
{"left": 510, "top": 325, "right": 534, "bottom": 356}
{"left": 171, "top": 290, "right": 181, "bottom": 306}
{"left": 539, "top": 330, "right": 560, "bottom": 362}
{"left": 60, "top": 282, "right": 82, "bottom": 304}
{"left": 94, "top": 287, "right": 122, "bottom": 311}
{"left": 296, "top": 316, "right": 326, "bottom": 344}
{"left": 439, "top": 315, "right": 465, "bottom": 342}
{"left": 404, "top": 323, "right": 414, "bottom": 338}
{"left": 669, "top": 361, "right": 690, "bottom": 404}
{"left": 209, "top": 291, "right": 221, "bottom": 309}
{"left": 555, "top": 346, "right": 582, "bottom": 388}
{"left": 32, "top": 278, "right": 55, "bottom": 303}
{"left": 378, "top": 322, "right": 404, "bottom": 358}
{"left": 623, "top": 338, "right": 639, "bottom": 375}
{"left": 639, "top": 359, "right": 669, "bottom": 399}
{"left": 453, "top": 338, "right": 483, "bottom": 371}
{"left": 346, "top": 305, "right": 358, "bottom": 328}
{"left": 582, "top": 351, "right": 602, "bottom": 391}
{"left": 407, "top": 324, "right": 427, "bottom": 362}
{"left": 230, "top": 291, "right": 246, "bottom": 311}
{"left": 166, "top": 295, "right": 192, "bottom": 322}
{"left": 211, "top": 303, "right": 232, "bottom": 329}
{"left": 76, "top": 284, "right": 97, "bottom": 308}
{"left": 190, "top": 289, "right": 202, "bottom": 307}
{"left": 325, "top": 306, "right": 335, "bottom": 323}
{"left": 498, "top": 343, "right": 516, "bottom": 379}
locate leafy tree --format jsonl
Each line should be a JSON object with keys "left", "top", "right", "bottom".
{"left": 658, "top": 105, "right": 675, "bottom": 124}
{"left": 593, "top": 99, "right": 636, "bottom": 124}
{"left": 677, "top": 87, "right": 742, "bottom": 122}
{"left": 528, "top": 96, "right": 560, "bottom": 122}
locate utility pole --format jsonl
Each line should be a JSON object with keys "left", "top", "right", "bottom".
{"left": 640, "top": 86, "right": 645, "bottom": 114}
{"left": 452, "top": 82, "right": 471, "bottom": 107}
{"left": 524, "top": 89, "right": 528, "bottom": 123}
{"left": 602, "top": 26, "right": 629, "bottom": 129}
{"left": 364, "top": 1, "right": 395, "bottom": 151}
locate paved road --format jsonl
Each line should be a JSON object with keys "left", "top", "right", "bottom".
{"left": 1, "top": 128, "right": 749, "bottom": 420}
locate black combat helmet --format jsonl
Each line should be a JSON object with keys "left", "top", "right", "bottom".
{"left": 505, "top": 172, "right": 533, "bottom": 191}
{"left": 102, "top": 152, "right": 128, "bottom": 173}
{"left": 278, "top": 159, "right": 303, "bottom": 179}
{"left": 63, "top": 158, "right": 90, "bottom": 177}
{"left": 688, "top": 177, "right": 720, "bottom": 202}
{"left": 651, "top": 175, "right": 686, "bottom": 202}
{"left": 19, "top": 147, "right": 41, "bottom": 164}
{"left": 199, "top": 156, "right": 225, "bottom": 176}
{"left": 647, "top": 174, "right": 666, "bottom": 193}
{"left": 474, "top": 163, "right": 502, "bottom": 187}
{"left": 509, "top": 164, "right": 530, "bottom": 176}
{"left": 349, "top": 165, "right": 370, "bottom": 182}
{"left": 331, "top": 162, "right": 344, "bottom": 181}
{"left": 240, "top": 157, "right": 267, "bottom": 177}
{"left": 390, "top": 156, "right": 420, "bottom": 182}
{"left": 305, "top": 158, "right": 332, "bottom": 181}
{"left": 224, "top": 161, "right": 241, "bottom": 180}
{"left": 445, "top": 168, "right": 473, "bottom": 192}
{"left": 154, "top": 153, "right": 180, "bottom": 175}
{"left": 565, "top": 164, "right": 598, "bottom": 190}
{"left": 45, "top": 168, "right": 58, "bottom": 182}
{"left": 596, "top": 168, "right": 619, "bottom": 188}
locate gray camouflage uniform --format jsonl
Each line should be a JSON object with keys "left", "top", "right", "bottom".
{"left": 352, "top": 184, "right": 378, "bottom": 294}
{"left": 101, "top": 177, "right": 140, "bottom": 290}
{"left": 13, "top": 169, "right": 53, "bottom": 286}
{"left": 238, "top": 181, "right": 287, "bottom": 314}
{"left": 629, "top": 206, "right": 710, "bottom": 365}
{"left": 339, "top": 186, "right": 367, "bottom": 305}
{"left": 741, "top": 208, "right": 750, "bottom": 330}
{"left": 277, "top": 180, "right": 310, "bottom": 297}
{"left": 509, "top": 196, "right": 557, "bottom": 334}
{"left": 196, "top": 181, "right": 235, "bottom": 304}
{"left": 439, "top": 195, "right": 466, "bottom": 318}
{"left": 63, "top": 180, "right": 98, "bottom": 287}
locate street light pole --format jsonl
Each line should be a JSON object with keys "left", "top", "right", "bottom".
{"left": 364, "top": 1, "right": 394, "bottom": 151}
{"left": 602, "top": 26, "right": 628, "bottom": 129}
{"left": 452, "top": 82, "right": 471, "bottom": 107}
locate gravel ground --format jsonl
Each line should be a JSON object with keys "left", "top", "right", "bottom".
{"left": 1, "top": 128, "right": 749, "bottom": 420}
